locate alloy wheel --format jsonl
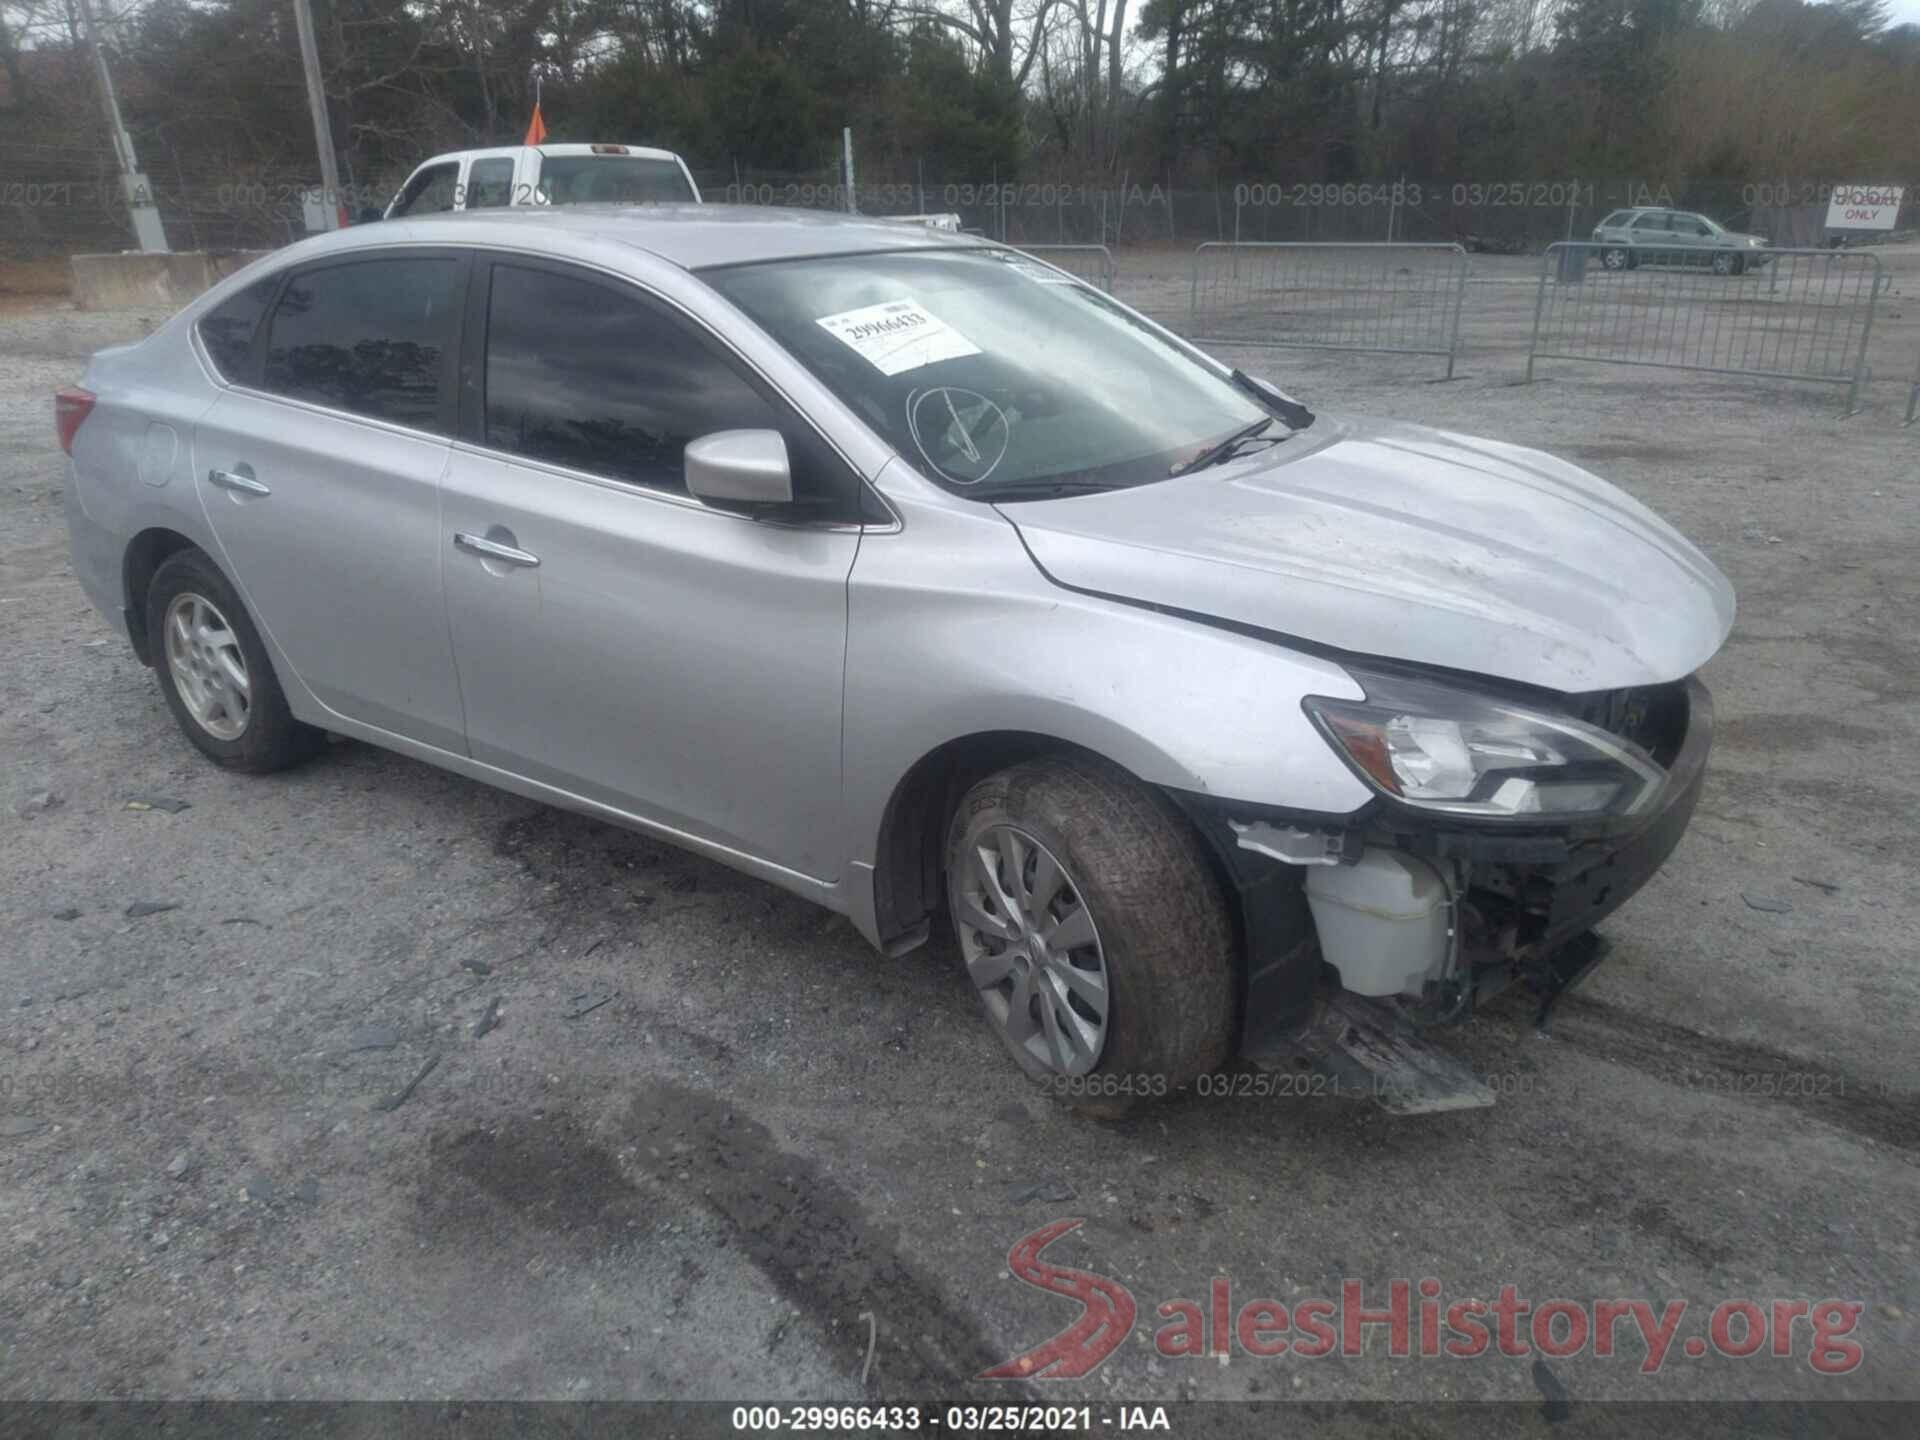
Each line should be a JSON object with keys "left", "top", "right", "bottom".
{"left": 953, "top": 824, "right": 1110, "bottom": 1075}
{"left": 163, "top": 591, "right": 252, "bottom": 741}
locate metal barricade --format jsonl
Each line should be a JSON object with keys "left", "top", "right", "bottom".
{"left": 1526, "top": 243, "right": 1883, "bottom": 414}
{"left": 1016, "top": 243, "right": 1116, "bottom": 293}
{"left": 1907, "top": 342, "right": 1918, "bottom": 427}
{"left": 1187, "top": 242, "right": 1470, "bottom": 378}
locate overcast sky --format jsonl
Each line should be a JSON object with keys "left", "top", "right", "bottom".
{"left": 1886, "top": 0, "right": 1920, "bottom": 24}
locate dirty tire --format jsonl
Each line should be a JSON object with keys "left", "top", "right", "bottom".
{"left": 147, "top": 548, "right": 322, "bottom": 774}
{"left": 946, "top": 754, "right": 1236, "bottom": 1102}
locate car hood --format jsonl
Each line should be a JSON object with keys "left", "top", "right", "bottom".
{"left": 997, "top": 417, "right": 1735, "bottom": 693}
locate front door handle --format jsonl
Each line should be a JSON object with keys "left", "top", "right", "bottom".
{"left": 453, "top": 531, "right": 540, "bottom": 568}
{"left": 207, "top": 467, "right": 270, "bottom": 496}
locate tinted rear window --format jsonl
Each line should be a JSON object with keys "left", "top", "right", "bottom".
{"left": 536, "top": 156, "right": 694, "bottom": 206}
{"left": 262, "top": 258, "right": 460, "bottom": 430}
{"left": 197, "top": 275, "right": 280, "bottom": 382}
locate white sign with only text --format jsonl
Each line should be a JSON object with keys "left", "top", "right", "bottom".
{"left": 1824, "top": 185, "right": 1905, "bottom": 231}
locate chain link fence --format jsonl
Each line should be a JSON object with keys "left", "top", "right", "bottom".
{"left": 1, "top": 143, "right": 405, "bottom": 259}
{"left": 701, "top": 171, "right": 1914, "bottom": 253}
{"left": 8, "top": 149, "right": 1913, "bottom": 418}
{"left": 8, "top": 150, "right": 1913, "bottom": 262}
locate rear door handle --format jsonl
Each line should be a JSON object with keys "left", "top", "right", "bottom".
{"left": 207, "top": 467, "right": 270, "bottom": 496}
{"left": 453, "top": 531, "right": 540, "bottom": 568}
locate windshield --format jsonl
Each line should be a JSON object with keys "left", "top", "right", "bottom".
{"left": 702, "top": 249, "right": 1280, "bottom": 498}
{"left": 536, "top": 155, "right": 694, "bottom": 206}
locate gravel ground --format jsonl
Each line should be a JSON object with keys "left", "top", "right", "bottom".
{"left": 1, "top": 258, "right": 1917, "bottom": 1424}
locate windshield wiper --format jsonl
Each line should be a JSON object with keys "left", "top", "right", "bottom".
{"left": 979, "top": 479, "right": 1116, "bottom": 501}
{"left": 1230, "top": 369, "right": 1315, "bottom": 429}
{"left": 1169, "top": 416, "right": 1277, "bottom": 477}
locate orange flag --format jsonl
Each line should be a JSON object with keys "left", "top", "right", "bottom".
{"left": 524, "top": 103, "right": 547, "bottom": 146}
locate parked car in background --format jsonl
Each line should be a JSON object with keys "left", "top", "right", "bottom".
{"left": 58, "top": 208, "right": 1733, "bottom": 1113}
{"left": 1591, "top": 207, "right": 1770, "bottom": 274}
{"left": 383, "top": 143, "right": 700, "bottom": 218}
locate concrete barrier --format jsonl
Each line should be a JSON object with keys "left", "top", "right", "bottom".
{"left": 70, "top": 250, "right": 274, "bottom": 311}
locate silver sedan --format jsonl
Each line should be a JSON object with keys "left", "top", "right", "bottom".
{"left": 60, "top": 206, "right": 1734, "bottom": 1108}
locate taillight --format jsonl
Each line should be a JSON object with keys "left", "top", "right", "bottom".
{"left": 55, "top": 387, "right": 96, "bottom": 455}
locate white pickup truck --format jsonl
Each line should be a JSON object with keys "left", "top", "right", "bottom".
{"left": 382, "top": 143, "right": 702, "bottom": 219}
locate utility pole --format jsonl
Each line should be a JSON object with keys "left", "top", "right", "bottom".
{"left": 76, "top": 0, "right": 168, "bottom": 252}
{"left": 292, "top": 0, "right": 344, "bottom": 231}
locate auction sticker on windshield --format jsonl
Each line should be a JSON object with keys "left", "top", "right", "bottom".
{"left": 817, "top": 299, "right": 981, "bottom": 375}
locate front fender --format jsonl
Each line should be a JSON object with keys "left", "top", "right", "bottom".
{"left": 842, "top": 490, "right": 1373, "bottom": 879}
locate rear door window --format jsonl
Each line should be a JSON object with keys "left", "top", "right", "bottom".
{"left": 197, "top": 274, "right": 281, "bottom": 383}
{"left": 262, "top": 257, "right": 462, "bottom": 431}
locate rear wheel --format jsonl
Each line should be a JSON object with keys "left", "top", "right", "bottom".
{"left": 945, "top": 755, "right": 1236, "bottom": 1098}
{"left": 147, "top": 548, "right": 321, "bottom": 773}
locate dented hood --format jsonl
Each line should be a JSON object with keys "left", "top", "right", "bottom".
{"left": 999, "top": 417, "right": 1735, "bottom": 693}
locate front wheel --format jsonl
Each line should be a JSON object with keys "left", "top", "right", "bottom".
{"left": 1712, "top": 252, "right": 1742, "bottom": 276}
{"left": 1601, "top": 247, "right": 1632, "bottom": 271}
{"left": 945, "top": 755, "right": 1236, "bottom": 1094}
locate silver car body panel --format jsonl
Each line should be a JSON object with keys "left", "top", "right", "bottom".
{"left": 192, "top": 389, "right": 467, "bottom": 751}
{"left": 64, "top": 206, "right": 1732, "bottom": 955}
{"left": 440, "top": 444, "right": 860, "bottom": 881}
{"left": 997, "top": 416, "right": 1736, "bottom": 693}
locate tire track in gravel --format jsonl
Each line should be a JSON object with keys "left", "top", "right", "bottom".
{"left": 619, "top": 1081, "right": 1032, "bottom": 1403}
{"left": 1540, "top": 995, "right": 1920, "bottom": 1152}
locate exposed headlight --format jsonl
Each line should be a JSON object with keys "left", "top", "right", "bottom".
{"left": 1305, "top": 669, "right": 1666, "bottom": 819}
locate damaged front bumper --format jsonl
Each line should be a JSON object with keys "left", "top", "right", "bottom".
{"left": 1172, "top": 676, "right": 1714, "bottom": 1067}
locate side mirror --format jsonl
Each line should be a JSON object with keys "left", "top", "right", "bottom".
{"left": 685, "top": 429, "right": 792, "bottom": 507}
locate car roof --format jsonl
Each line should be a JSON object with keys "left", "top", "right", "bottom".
{"left": 418, "top": 143, "right": 686, "bottom": 166}
{"left": 310, "top": 204, "right": 995, "bottom": 271}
